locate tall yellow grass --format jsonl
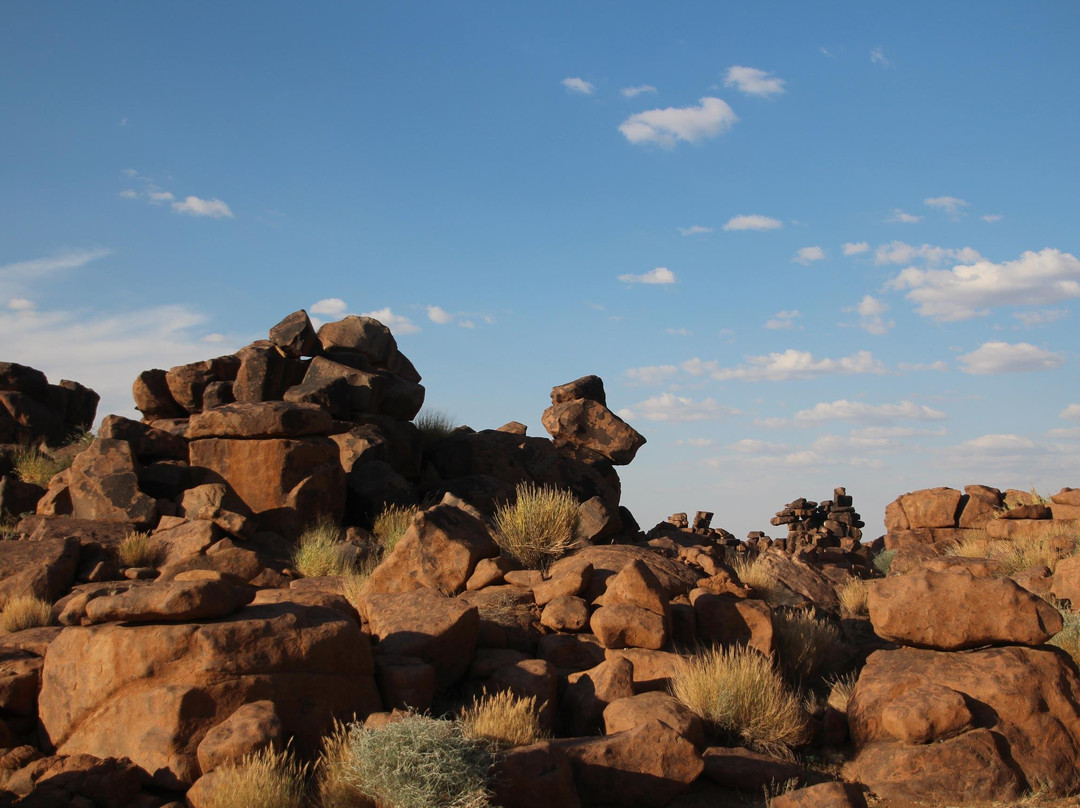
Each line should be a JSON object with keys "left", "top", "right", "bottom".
{"left": 493, "top": 483, "right": 579, "bottom": 570}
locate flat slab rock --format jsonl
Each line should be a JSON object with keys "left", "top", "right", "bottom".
{"left": 867, "top": 569, "right": 1062, "bottom": 650}
{"left": 186, "top": 401, "right": 335, "bottom": 439}
{"left": 83, "top": 579, "right": 255, "bottom": 624}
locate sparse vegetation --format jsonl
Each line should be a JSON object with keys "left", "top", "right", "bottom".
{"left": 338, "top": 713, "right": 492, "bottom": 808}
{"left": 11, "top": 445, "right": 65, "bottom": 487}
{"left": 459, "top": 690, "right": 546, "bottom": 750}
{"left": 771, "top": 608, "right": 845, "bottom": 684}
{"left": 315, "top": 720, "right": 370, "bottom": 808}
{"left": 1049, "top": 607, "right": 1080, "bottom": 668}
{"left": 340, "top": 558, "right": 381, "bottom": 611}
{"left": 416, "top": 409, "right": 457, "bottom": 450}
{"left": 492, "top": 482, "right": 579, "bottom": 570}
{"left": 1, "top": 595, "right": 54, "bottom": 633}
{"left": 837, "top": 576, "right": 870, "bottom": 617}
{"left": 871, "top": 548, "right": 896, "bottom": 576}
{"left": 292, "top": 517, "right": 356, "bottom": 578}
{"left": 197, "top": 746, "right": 308, "bottom": 808}
{"left": 118, "top": 530, "right": 166, "bottom": 568}
{"left": 670, "top": 645, "right": 811, "bottom": 757}
{"left": 945, "top": 533, "right": 1078, "bottom": 577}
{"left": 730, "top": 553, "right": 801, "bottom": 607}
{"left": 372, "top": 503, "right": 419, "bottom": 556}
{"left": 826, "top": 671, "right": 859, "bottom": 713}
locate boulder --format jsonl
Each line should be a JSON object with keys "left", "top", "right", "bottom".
{"left": 97, "top": 414, "right": 187, "bottom": 462}
{"left": 692, "top": 592, "right": 773, "bottom": 656}
{"left": 490, "top": 741, "right": 580, "bottom": 808}
{"left": 165, "top": 356, "right": 240, "bottom": 414}
{"left": 867, "top": 569, "right": 1062, "bottom": 650}
{"left": 542, "top": 398, "right": 645, "bottom": 466}
{"left": 66, "top": 439, "right": 157, "bottom": 527}
{"left": 886, "top": 488, "right": 963, "bottom": 531}
{"left": 603, "top": 648, "right": 687, "bottom": 693}
{"left": 603, "top": 691, "right": 704, "bottom": 747}
{"left": 548, "top": 546, "right": 702, "bottom": 604}
{"left": 82, "top": 579, "right": 254, "bottom": 624}
{"left": 770, "top": 781, "right": 868, "bottom": 808}
{"left": 560, "top": 656, "right": 635, "bottom": 737}
{"left": 186, "top": 401, "right": 333, "bottom": 440}
{"left": 195, "top": 700, "right": 283, "bottom": 773}
{"left": 602, "top": 559, "right": 668, "bottom": 617}
{"left": 958, "top": 485, "right": 1002, "bottom": 529}
{"left": 753, "top": 551, "right": 840, "bottom": 612}
{"left": 0, "top": 537, "right": 79, "bottom": 607}
{"left": 701, "top": 746, "right": 805, "bottom": 791}
{"left": 590, "top": 604, "right": 668, "bottom": 650}
{"left": 269, "top": 310, "right": 320, "bottom": 358}
{"left": 540, "top": 596, "right": 589, "bottom": 632}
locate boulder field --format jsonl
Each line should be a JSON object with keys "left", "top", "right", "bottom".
{"left": 0, "top": 312, "right": 1078, "bottom": 806}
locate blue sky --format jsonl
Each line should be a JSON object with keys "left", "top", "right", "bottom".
{"left": 2, "top": 2, "right": 1078, "bottom": 537}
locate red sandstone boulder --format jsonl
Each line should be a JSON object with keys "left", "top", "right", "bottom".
{"left": 540, "top": 595, "right": 589, "bottom": 631}
{"left": 603, "top": 691, "right": 704, "bottom": 747}
{"left": 691, "top": 591, "right": 773, "bottom": 656}
{"left": 590, "top": 604, "right": 668, "bottom": 650}
{"left": 195, "top": 700, "right": 283, "bottom": 773}
{"left": 269, "top": 309, "right": 320, "bottom": 359}
{"left": 886, "top": 487, "right": 963, "bottom": 531}
{"left": 542, "top": 398, "right": 645, "bottom": 466}
{"left": 490, "top": 741, "right": 580, "bottom": 808}
{"left": 867, "top": 569, "right": 1062, "bottom": 650}
{"left": 770, "top": 781, "right": 868, "bottom": 808}
{"left": 186, "top": 401, "right": 333, "bottom": 439}
{"left": 560, "top": 656, "right": 635, "bottom": 737}
{"left": 82, "top": 579, "right": 253, "bottom": 624}
{"left": 66, "top": 439, "right": 157, "bottom": 527}
{"left": 701, "top": 746, "right": 805, "bottom": 791}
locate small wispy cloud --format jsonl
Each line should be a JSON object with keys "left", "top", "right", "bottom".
{"left": 619, "top": 97, "right": 738, "bottom": 148}
{"left": 765, "top": 310, "right": 801, "bottom": 330}
{"left": 1061, "top": 404, "right": 1080, "bottom": 420}
{"left": 793, "top": 246, "right": 825, "bottom": 265}
{"left": 847, "top": 295, "right": 893, "bottom": 335}
{"left": 625, "top": 365, "right": 678, "bottom": 385}
{"left": 925, "top": 196, "right": 970, "bottom": 218}
{"left": 362, "top": 307, "right": 420, "bottom": 335}
{"left": 842, "top": 242, "right": 870, "bottom": 256}
{"left": 310, "top": 298, "right": 348, "bottom": 316}
{"left": 618, "top": 267, "right": 676, "bottom": 285}
{"left": 1013, "top": 308, "right": 1069, "bottom": 327}
{"left": 723, "top": 65, "right": 786, "bottom": 97}
{"left": 427, "top": 305, "right": 454, "bottom": 325}
{"left": 957, "top": 341, "right": 1065, "bottom": 375}
{"left": 722, "top": 215, "right": 782, "bottom": 232}
{"left": 888, "top": 209, "right": 921, "bottom": 223}
{"left": 621, "top": 85, "right": 657, "bottom": 98}
{"left": 618, "top": 393, "right": 740, "bottom": 422}
{"left": 172, "top": 196, "right": 233, "bottom": 219}
{"left": 561, "top": 77, "right": 595, "bottom": 95}
{"left": 982, "top": 214, "right": 1004, "bottom": 223}
{"left": 678, "top": 225, "right": 714, "bottom": 236}
{"left": 870, "top": 47, "right": 890, "bottom": 66}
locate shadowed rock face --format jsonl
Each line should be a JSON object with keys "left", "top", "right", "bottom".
{"left": 0, "top": 362, "right": 98, "bottom": 446}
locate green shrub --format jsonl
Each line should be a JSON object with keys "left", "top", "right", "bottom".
{"left": 670, "top": 645, "right": 811, "bottom": 757}
{"left": 118, "top": 530, "right": 166, "bottom": 568}
{"left": 871, "top": 548, "right": 896, "bottom": 576}
{"left": 11, "top": 446, "right": 65, "bottom": 487}
{"left": 372, "top": 503, "right": 419, "bottom": 556}
{"left": 1, "top": 595, "right": 54, "bottom": 633}
{"left": 292, "top": 517, "right": 355, "bottom": 578}
{"left": 339, "top": 713, "right": 492, "bottom": 808}
{"left": 492, "top": 482, "right": 579, "bottom": 570}
{"left": 198, "top": 746, "right": 308, "bottom": 808}
{"left": 1050, "top": 608, "right": 1080, "bottom": 668}
{"left": 459, "top": 690, "right": 545, "bottom": 750}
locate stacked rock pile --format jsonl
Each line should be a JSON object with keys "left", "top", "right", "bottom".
{"left": 769, "top": 487, "right": 865, "bottom": 550}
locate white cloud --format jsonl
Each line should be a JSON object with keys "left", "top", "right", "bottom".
{"left": 792, "top": 399, "right": 947, "bottom": 424}
{"left": 0, "top": 303, "right": 221, "bottom": 422}
{"left": 426, "top": 305, "right": 454, "bottom": 325}
{"left": 7, "top": 297, "right": 34, "bottom": 311}
{"left": 888, "top": 209, "right": 921, "bottom": 224}
{"left": 118, "top": 189, "right": 139, "bottom": 199}
{"left": 957, "top": 341, "right": 1065, "bottom": 375}
{"left": 848, "top": 294, "right": 893, "bottom": 335}
{"left": 1014, "top": 308, "right": 1069, "bottom": 327}
{"left": 682, "top": 437, "right": 716, "bottom": 448}
{"left": 310, "top": 298, "right": 348, "bottom": 316}
{"left": 666, "top": 327, "right": 691, "bottom": 336}
{"left": 870, "top": 47, "right": 890, "bottom": 66}
{"left": 793, "top": 246, "right": 825, "bottom": 265}
{"left": 618, "top": 267, "right": 676, "bottom": 285}
{"left": 925, "top": 196, "right": 969, "bottom": 218}
{"left": 898, "top": 360, "right": 949, "bottom": 372}
{"left": 982, "top": 214, "right": 1004, "bottom": 223}
{"left": 730, "top": 439, "right": 790, "bottom": 454}
{"left": 875, "top": 241, "right": 982, "bottom": 267}
{"left": 621, "top": 85, "right": 656, "bottom": 98}
{"left": 678, "top": 225, "right": 714, "bottom": 236}
{"left": 458, "top": 320, "right": 475, "bottom": 329}
{"left": 886, "top": 248, "right": 1080, "bottom": 321}
{"left": 201, "top": 332, "right": 227, "bottom": 343}
{"left": 361, "top": 307, "right": 420, "bottom": 335}
{"left": 0, "top": 248, "right": 111, "bottom": 284}
{"left": 851, "top": 425, "right": 947, "bottom": 439}
{"left": 1049, "top": 427, "right": 1080, "bottom": 439}
{"left": 1060, "top": 404, "right": 1080, "bottom": 420}
{"left": 625, "top": 365, "right": 678, "bottom": 385}
{"left": 722, "top": 215, "right": 782, "bottom": 232}
{"left": 842, "top": 242, "right": 870, "bottom": 256}
{"left": 171, "top": 196, "right": 233, "bottom": 219}
{"left": 618, "top": 393, "right": 740, "bottom": 423}
{"left": 964, "top": 434, "right": 1039, "bottom": 451}
{"left": 148, "top": 190, "right": 175, "bottom": 204}
{"left": 765, "top": 310, "right": 801, "bottom": 330}
{"left": 724, "top": 65, "right": 786, "bottom": 97}
{"left": 618, "top": 97, "right": 738, "bottom": 148}
{"left": 682, "top": 349, "right": 886, "bottom": 382}
{"left": 561, "top": 77, "right": 595, "bottom": 95}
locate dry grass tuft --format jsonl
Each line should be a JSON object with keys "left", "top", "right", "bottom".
{"left": 315, "top": 720, "right": 371, "bottom": 808}
{"left": 729, "top": 554, "right": 801, "bottom": 607}
{"left": 416, "top": 409, "right": 458, "bottom": 449}
{"left": 837, "top": 576, "right": 870, "bottom": 617}
{"left": 493, "top": 482, "right": 579, "bottom": 570}
{"left": 292, "top": 517, "right": 356, "bottom": 578}
{"left": 826, "top": 670, "right": 859, "bottom": 713}
{"left": 118, "top": 530, "right": 166, "bottom": 568}
{"left": 11, "top": 446, "right": 65, "bottom": 487}
{"left": 946, "top": 534, "right": 1078, "bottom": 577}
{"left": 372, "top": 503, "right": 419, "bottom": 556}
{"left": 338, "top": 713, "right": 492, "bottom": 808}
{"left": 459, "top": 690, "right": 546, "bottom": 750}
{"left": 1049, "top": 607, "right": 1080, "bottom": 668}
{"left": 670, "top": 645, "right": 811, "bottom": 757}
{"left": 772, "top": 608, "right": 845, "bottom": 684}
{"left": 198, "top": 746, "right": 308, "bottom": 808}
{"left": 1, "top": 595, "right": 54, "bottom": 633}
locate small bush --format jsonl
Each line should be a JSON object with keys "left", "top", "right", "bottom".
{"left": 416, "top": 409, "right": 457, "bottom": 449}
{"left": 772, "top": 608, "right": 845, "bottom": 684}
{"left": 340, "top": 713, "right": 492, "bottom": 808}
{"left": 11, "top": 446, "right": 65, "bottom": 487}
{"left": 293, "top": 517, "right": 355, "bottom": 578}
{"left": 946, "top": 534, "right": 1078, "bottom": 577}
{"left": 493, "top": 482, "right": 579, "bottom": 570}
{"left": 372, "top": 503, "right": 419, "bottom": 556}
{"left": 1050, "top": 608, "right": 1080, "bottom": 668}
{"left": 1, "top": 595, "right": 54, "bottom": 633}
{"left": 871, "top": 548, "right": 896, "bottom": 576}
{"left": 198, "top": 746, "right": 308, "bottom": 808}
{"left": 315, "top": 720, "right": 370, "bottom": 808}
{"left": 670, "top": 645, "right": 811, "bottom": 756}
{"left": 826, "top": 671, "right": 859, "bottom": 712}
{"left": 730, "top": 554, "right": 801, "bottom": 607}
{"left": 459, "top": 690, "right": 545, "bottom": 750}
{"left": 837, "top": 576, "right": 870, "bottom": 617}
{"left": 118, "top": 530, "right": 166, "bottom": 568}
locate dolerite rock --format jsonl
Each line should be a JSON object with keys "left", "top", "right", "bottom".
{"left": 848, "top": 645, "right": 1080, "bottom": 801}
{"left": 542, "top": 377, "right": 645, "bottom": 466}
{"left": 133, "top": 369, "right": 186, "bottom": 421}
{"left": 38, "top": 601, "right": 381, "bottom": 789}
{"left": 0, "top": 362, "right": 98, "bottom": 445}
{"left": 0, "top": 537, "right": 79, "bottom": 606}
{"left": 97, "top": 414, "right": 188, "bottom": 462}
{"left": 82, "top": 579, "right": 254, "bottom": 624}
{"left": 885, "top": 487, "right": 964, "bottom": 531}
{"left": 165, "top": 355, "right": 241, "bottom": 414}
{"left": 269, "top": 309, "right": 320, "bottom": 359}
{"left": 867, "top": 569, "right": 1062, "bottom": 650}
{"left": 187, "top": 402, "right": 344, "bottom": 535}
{"left": 195, "top": 700, "right": 283, "bottom": 774}
{"left": 232, "top": 340, "right": 302, "bottom": 404}
{"left": 66, "top": 439, "right": 157, "bottom": 527}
